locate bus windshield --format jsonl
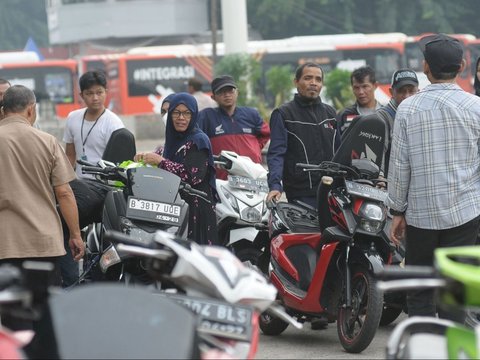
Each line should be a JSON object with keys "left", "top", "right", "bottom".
{"left": 0, "top": 65, "right": 75, "bottom": 104}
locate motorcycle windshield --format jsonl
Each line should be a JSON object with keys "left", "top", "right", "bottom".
{"left": 127, "top": 167, "right": 181, "bottom": 203}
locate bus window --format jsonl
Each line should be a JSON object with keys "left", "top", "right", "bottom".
{"left": 0, "top": 61, "right": 78, "bottom": 118}
{"left": 342, "top": 48, "right": 402, "bottom": 85}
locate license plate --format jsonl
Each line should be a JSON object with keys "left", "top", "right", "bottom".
{"left": 126, "top": 197, "right": 181, "bottom": 225}
{"left": 228, "top": 175, "right": 268, "bottom": 193}
{"left": 161, "top": 293, "right": 254, "bottom": 341}
{"left": 345, "top": 180, "right": 387, "bottom": 202}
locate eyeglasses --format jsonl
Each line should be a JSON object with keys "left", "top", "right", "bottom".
{"left": 215, "top": 87, "right": 236, "bottom": 96}
{"left": 83, "top": 90, "right": 106, "bottom": 97}
{"left": 171, "top": 110, "right": 192, "bottom": 119}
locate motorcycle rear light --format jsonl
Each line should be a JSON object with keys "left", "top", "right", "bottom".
{"left": 99, "top": 246, "right": 121, "bottom": 273}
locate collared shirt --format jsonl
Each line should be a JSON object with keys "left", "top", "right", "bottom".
{"left": 386, "top": 83, "right": 480, "bottom": 229}
{"left": 0, "top": 116, "right": 76, "bottom": 259}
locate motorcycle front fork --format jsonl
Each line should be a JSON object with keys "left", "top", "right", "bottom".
{"left": 344, "top": 245, "right": 352, "bottom": 308}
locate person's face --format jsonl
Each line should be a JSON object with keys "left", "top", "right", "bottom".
{"left": 294, "top": 66, "right": 323, "bottom": 99}
{"left": 212, "top": 86, "right": 238, "bottom": 108}
{"left": 161, "top": 101, "right": 170, "bottom": 125}
{"left": 0, "top": 83, "right": 10, "bottom": 108}
{"left": 171, "top": 104, "right": 192, "bottom": 132}
{"left": 390, "top": 84, "right": 418, "bottom": 105}
{"left": 80, "top": 85, "right": 107, "bottom": 111}
{"left": 352, "top": 76, "right": 377, "bottom": 107}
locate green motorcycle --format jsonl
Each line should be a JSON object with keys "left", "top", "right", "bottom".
{"left": 378, "top": 246, "right": 480, "bottom": 359}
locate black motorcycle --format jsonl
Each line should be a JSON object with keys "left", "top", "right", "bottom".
{"left": 79, "top": 161, "right": 205, "bottom": 284}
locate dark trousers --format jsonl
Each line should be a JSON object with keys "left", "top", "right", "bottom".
{"left": 405, "top": 215, "right": 480, "bottom": 322}
{"left": 58, "top": 179, "right": 109, "bottom": 287}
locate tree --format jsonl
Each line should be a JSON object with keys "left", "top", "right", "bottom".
{"left": 247, "top": 0, "right": 480, "bottom": 39}
{"left": 214, "top": 53, "right": 261, "bottom": 106}
{"left": 265, "top": 65, "right": 294, "bottom": 108}
{"left": 0, "top": 0, "right": 49, "bottom": 50}
{"left": 323, "top": 69, "right": 354, "bottom": 111}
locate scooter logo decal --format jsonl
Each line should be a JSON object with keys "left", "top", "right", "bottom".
{"left": 215, "top": 124, "right": 225, "bottom": 135}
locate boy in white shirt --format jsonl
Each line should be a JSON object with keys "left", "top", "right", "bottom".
{"left": 63, "top": 70, "right": 124, "bottom": 178}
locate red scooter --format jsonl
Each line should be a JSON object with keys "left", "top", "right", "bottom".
{"left": 259, "top": 116, "right": 397, "bottom": 353}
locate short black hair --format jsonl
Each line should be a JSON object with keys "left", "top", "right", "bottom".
{"left": 3, "top": 85, "right": 36, "bottom": 113}
{"left": 295, "top": 62, "right": 323, "bottom": 81}
{"left": 79, "top": 70, "right": 107, "bottom": 92}
{"left": 0, "top": 78, "right": 11, "bottom": 86}
{"left": 188, "top": 77, "right": 203, "bottom": 92}
{"left": 351, "top": 65, "right": 376, "bottom": 85}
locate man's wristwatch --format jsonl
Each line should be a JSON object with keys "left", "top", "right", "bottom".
{"left": 389, "top": 209, "right": 405, "bottom": 216}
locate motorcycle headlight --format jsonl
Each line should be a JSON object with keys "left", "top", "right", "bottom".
{"left": 99, "top": 245, "right": 121, "bottom": 273}
{"left": 238, "top": 200, "right": 263, "bottom": 223}
{"left": 221, "top": 185, "right": 239, "bottom": 211}
{"left": 358, "top": 203, "right": 386, "bottom": 233}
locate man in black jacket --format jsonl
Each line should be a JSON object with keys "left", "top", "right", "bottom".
{"left": 336, "top": 65, "right": 382, "bottom": 134}
{"left": 267, "top": 62, "right": 340, "bottom": 208}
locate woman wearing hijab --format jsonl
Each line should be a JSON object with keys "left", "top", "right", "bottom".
{"left": 134, "top": 93, "right": 218, "bottom": 245}
{"left": 475, "top": 57, "right": 480, "bottom": 97}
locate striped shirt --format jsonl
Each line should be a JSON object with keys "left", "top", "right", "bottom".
{"left": 386, "top": 83, "right": 480, "bottom": 229}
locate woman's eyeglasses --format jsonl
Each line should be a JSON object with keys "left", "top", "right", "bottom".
{"left": 171, "top": 110, "right": 192, "bottom": 119}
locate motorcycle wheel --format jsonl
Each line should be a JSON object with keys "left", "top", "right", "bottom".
{"left": 337, "top": 266, "right": 383, "bottom": 353}
{"left": 235, "top": 248, "right": 266, "bottom": 272}
{"left": 379, "top": 306, "right": 403, "bottom": 326}
{"left": 259, "top": 312, "right": 289, "bottom": 336}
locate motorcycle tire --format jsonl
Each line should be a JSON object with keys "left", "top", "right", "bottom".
{"left": 235, "top": 248, "right": 264, "bottom": 270}
{"left": 259, "top": 312, "right": 289, "bottom": 336}
{"left": 379, "top": 306, "right": 403, "bottom": 326}
{"left": 337, "top": 266, "right": 383, "bottom": 353}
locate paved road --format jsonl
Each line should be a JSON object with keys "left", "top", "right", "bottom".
{"left": 256, "top": 314, "right": 406, "bottom": 359}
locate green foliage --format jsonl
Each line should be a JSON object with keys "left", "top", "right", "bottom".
{"left": 0, "top": 0, "right": 49, "bottom": 50}
{"left": 323, "top": 69, "right": 354, "bottom": 111}
{"left": 265, "top": 65, "right": 294, "bottom": 108}
{"left": 214, "top": 53, "right": 261, "bottom": 106}
{"left": 247, "top": 0, "right": 480, "bottom": 38}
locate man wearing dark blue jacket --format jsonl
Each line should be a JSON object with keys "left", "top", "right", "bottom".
{"left": 267, "top": 63, "right": 340, "bottom": 208}
{"left": 198, "top": 75, "right": 270, "bottom": 179}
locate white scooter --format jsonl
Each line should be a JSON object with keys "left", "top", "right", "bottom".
{"left": 104, "top": 229, "right": 301, "bottom": 359}
{"left": 214, "top": 151, "right": 270, "bottom": 266}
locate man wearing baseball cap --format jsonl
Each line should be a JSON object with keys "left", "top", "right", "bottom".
{"left": 387, "top": 34, "right": 480, "bottom": 322}
{"left": 198, "top": 75, "right": 270, "bottom": 179}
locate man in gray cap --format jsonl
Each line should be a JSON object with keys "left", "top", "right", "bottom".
{"left": 387, "top": 34, "right": 480, "bottom": 321}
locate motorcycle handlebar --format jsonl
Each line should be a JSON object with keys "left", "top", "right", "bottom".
{"left": 76, "top": 159, "right": 96, "bottom": 167}
{"left": 181, "top": 183, "right": 209, "bottom": 199}
{"left": 379, "top": 265, "right": 437, "bottom": 280}
{"left": 104, "top": 230, "right": 155, "bottom": 249}
{"left": 295, "top": 162, "right": 348, "bottom": 176}
{"left": 82, "top": 166, "right": 107, "bottom": 174}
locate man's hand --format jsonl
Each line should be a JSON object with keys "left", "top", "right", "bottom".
{"left": 390, "top": 214, "right": 406, "bottom": 246}
{"left": 69, "top": 235, "right": 85, "bottom": 262}
{"left": 267, "top": 190, "right": 282, "bottom": 203}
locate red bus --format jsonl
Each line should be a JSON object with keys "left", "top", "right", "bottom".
{"left": 0, "top": 59, "right": 79, "bottom": 119}
{"left": 84, "top": 33, "right": 407, "bottom": 116}
{"left": 405, "top": 33, "right": 477, "bottom": 93}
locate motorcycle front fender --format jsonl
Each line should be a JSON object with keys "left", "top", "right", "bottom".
{"left": 349, "top": 245, "right": 384, "bottom": 275}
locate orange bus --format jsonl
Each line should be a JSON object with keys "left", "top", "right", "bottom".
{"left": 0, "top": 59, "right": 79, "bottom": 119}
{"left": 405, "top": 33, "right": 477, "bottom": 93}
{"left": 81, "top": 33, "right": 408, "bottom": 116}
